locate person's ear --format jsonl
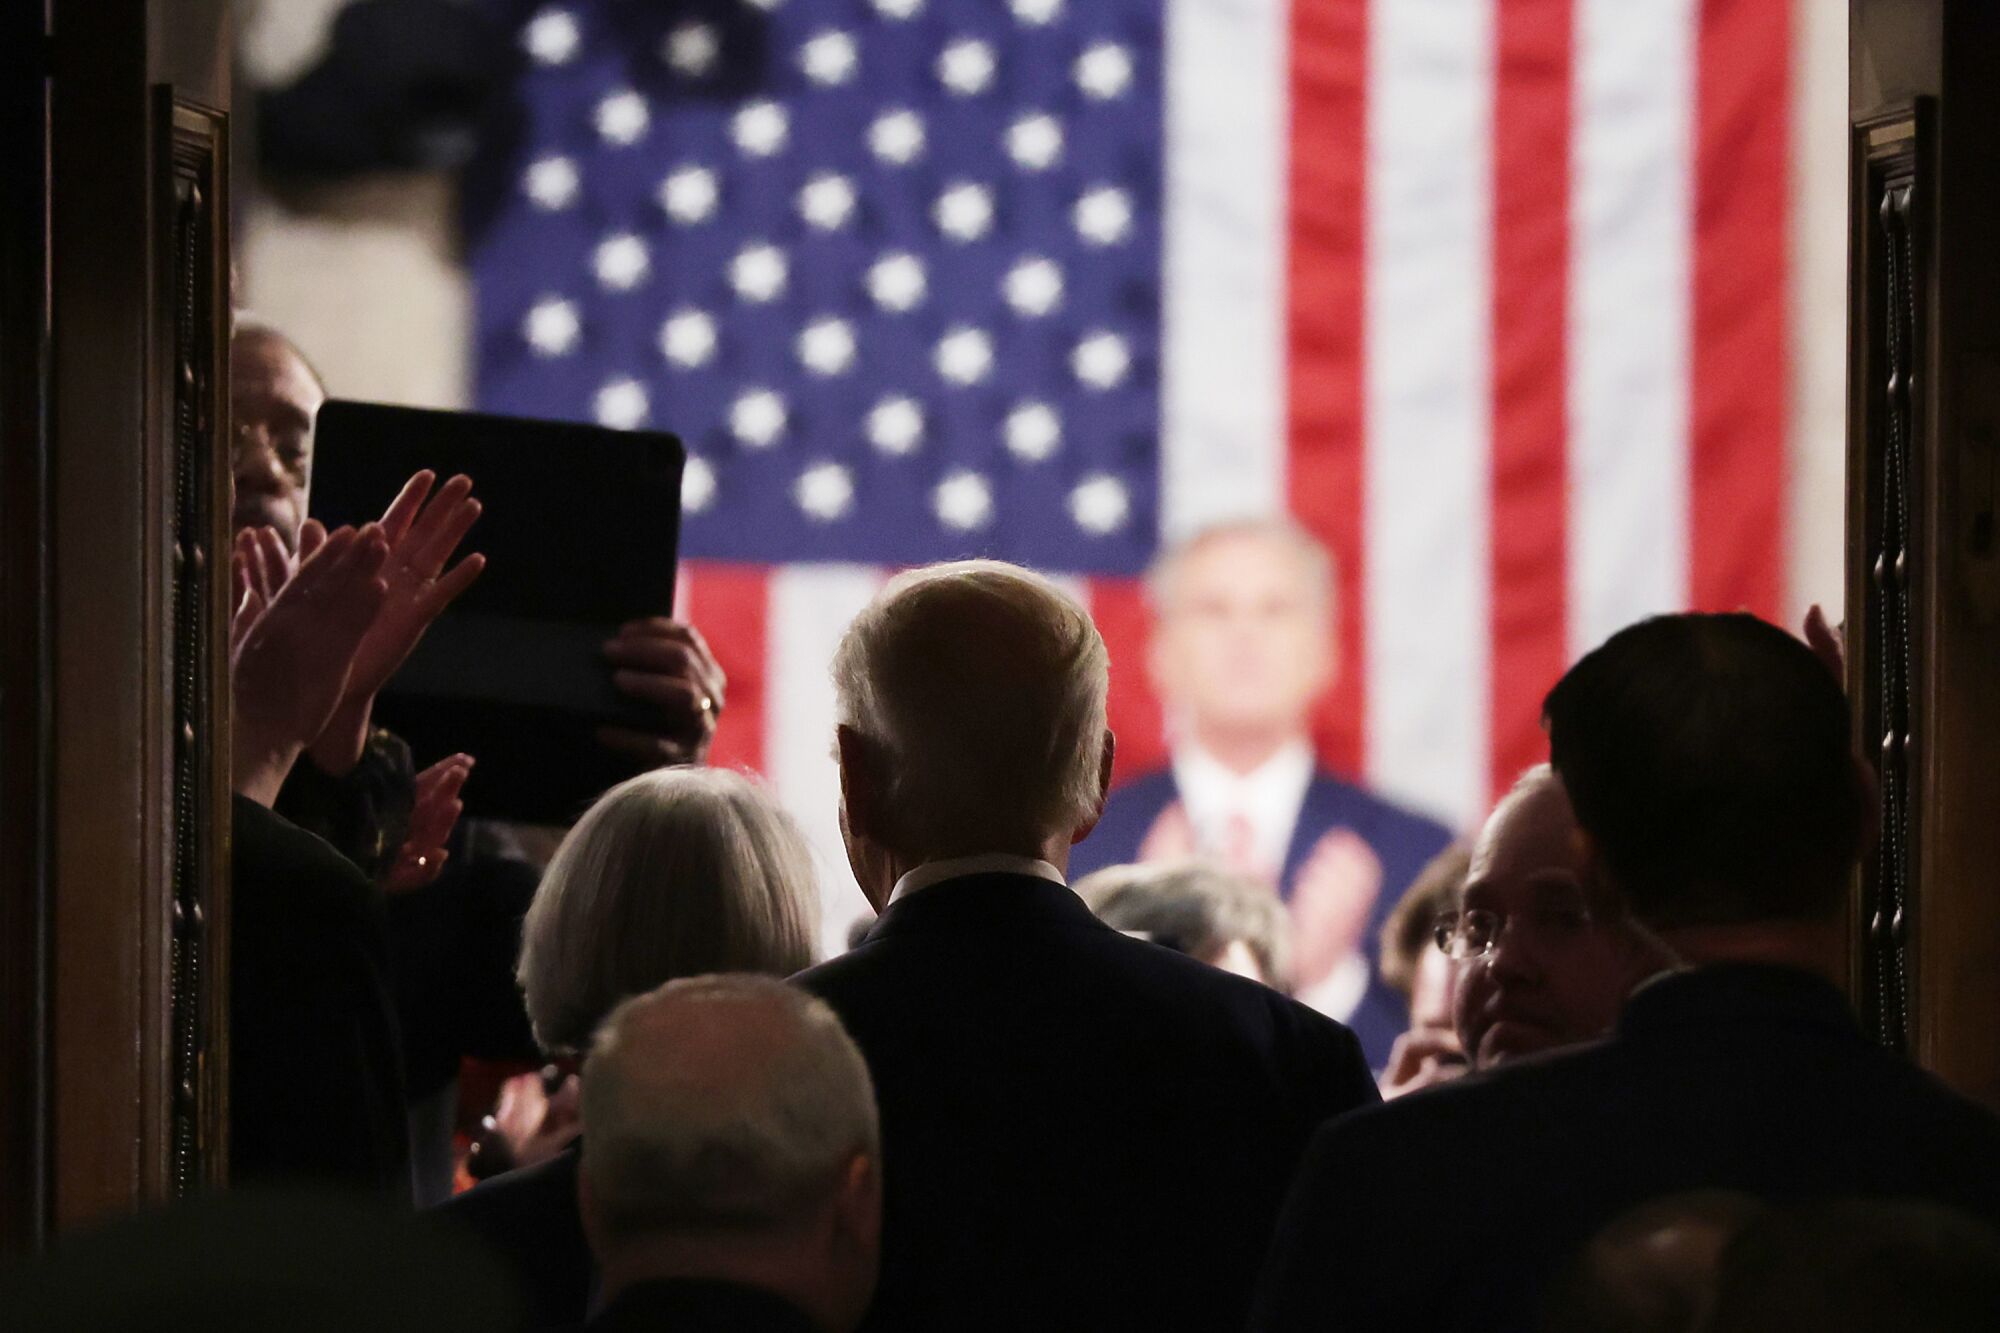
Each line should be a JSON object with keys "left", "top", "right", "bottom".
{"left": 831, "top": 1151, "right": 883, "bottom": 1259}
{"left": 1070, "top": 729, "right": 1117, "bottom": 846}
{"left": 835, "top": 725, "right": 885, "bottom": 845}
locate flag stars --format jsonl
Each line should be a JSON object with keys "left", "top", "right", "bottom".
{"left": 872, "top": 0, "right": 922, "bottom": 16}
{"left": 523, "top": 156, "right": 580, "bottom": 211}
{"left": 595, "top": 89, "right": 651, "bottom": 146}
{"left": 1004, "top": 257, "right": 1063, "bottom": 317}
{"left": 869, "top": 109, "right": 926, "bottom": 165}
{"left": 798, "top": 173, "right": 858, "bottom": 231}
{"left": 523, "top": 297, "right": 581, "bottom": 357}
{"left": 934, "top": 182, "right": 994, "bottom": 242}
{"left": 730, "top": 243, "right": 788, "bottom": 303}
{"left": 1006, "top": 113, "right": 1063, "bottom": 171}
{"left": 935, "top": 326, "right": 994, "bottom": 385}
{"left": 797, "top": 317, "right": 858, "bottom": 376}
{"left": 1072, "top": 331, "right": 1131, "bottom": 389}
{"left": 867, "top": 396, "right": 925, "bottom": 455}
{"left": 594, "top": 378, "right": 649, "bottom": 430}
{"left": 1011, "top": 0, "right": 1062, "bottom": 25}
{"left": 523, "top": 7, "right": 580, "bottom": 65}
{"left": 663, "top": 22, "right": 720, "bottom": 77}
{"left": 731, "top": 389, "right": 788, "bottom": 448}
{"left": 1075, "top": 186, "right": 1134, "bottom": 246}
{"left": 1005, "top": 402, "right": 1062, "bottom": 461}
{"left": 795, "top": 462, "right": 856, "bottom": 521}
{"left": 1076, "top": 42, "right": 1135, "bottom": 100}
{"left": 733, "top": 101, "right": 790, "bottom": 157}
{"left": 1069, "top": 474, "right": 1131, "bottom": 534}
{"left": 593, "top": 233, "right": 651, "bottom": 291}
{"left": 935, "top": 471, "right": 994, "bottom": 531}
{"left": 800, "top": 30, "right": 859, "bottom": 86}
{"left": 659, "top": 309, "right": 717, "bottom": 368}
{"left": 937, "top": 38, "right": 996, "bottom": 96}
{"left": 867, "top": 253, "right": 927, "bottom": 312}
{"left": 682, "top": 456, "right": 717, "bottom": 514}
{"left": 659, "top": 166, "right": 719, "bottom": 224}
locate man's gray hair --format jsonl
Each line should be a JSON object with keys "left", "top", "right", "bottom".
{"left": 830, "top": 560, "right": 1109, "bottom": 854}
{"left": 1144, "top": 517, "right": 1336, "bottom": 616}
{"left": 581, "top": 975, "right": 878, "bottom": 1244}
{"left": 517, "top": 767, "right": 819, "bottom": 1054}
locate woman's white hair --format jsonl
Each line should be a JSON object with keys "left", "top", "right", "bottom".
{"left": 831, "top": 559, "right": 1110, "bottom": 856}
{"left": 516, "top": 767, "right": 819, "bottom": 1053}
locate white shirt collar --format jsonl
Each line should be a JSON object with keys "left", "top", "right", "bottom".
{"left": 888, "top": 853, "right": 1067, "bottom": 905}
{"left": 1170, "top": 738, "right": 1316, "bottom": 878}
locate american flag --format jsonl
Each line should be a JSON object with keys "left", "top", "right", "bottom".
{"left": 468, "top": 0, "right": 1808, "bottom": 953}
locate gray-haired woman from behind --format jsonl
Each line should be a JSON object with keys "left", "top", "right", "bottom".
{"left": 435, "top": 767, "right": 820, "bottom": 1328}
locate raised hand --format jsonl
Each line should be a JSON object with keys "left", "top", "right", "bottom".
{"left": 1287, "top": 827, "right": 1385, "bottom": 996}
{"left": 232, "top": 524, "right": 391, "bottom": 806}
{"left": 1804, "top": 603, "right": 1846, "bottom": 683}
{"left": 598, "top": 618, "right": 728, "bottom": 768}
{"left": 384, "top": 753, "right": 474, "bottom": 892}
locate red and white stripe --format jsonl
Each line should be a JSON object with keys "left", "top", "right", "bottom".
{"left": 687, "top": 0, "right": 1826, "bottom": 957}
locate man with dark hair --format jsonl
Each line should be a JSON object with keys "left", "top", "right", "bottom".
{"left": 1249, "top": 612, "right": 2000, "bottom": 1333}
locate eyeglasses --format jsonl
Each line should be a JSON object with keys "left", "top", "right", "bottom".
{"left": 1430, "top": 903, "right": 1595, "bottom": 960}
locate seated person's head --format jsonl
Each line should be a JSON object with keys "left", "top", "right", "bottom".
{"left": 1381, "top": 841, "right": 1471, "bottom": 1035}
{"left": 831, "top": 561, "right": 1112, "bottom": 894}
{"left": 1542, "top": 612, "right": 1866, "bottom": 932}
{"left": 1540, "top": 1190, "right": 1766, "bottom": 1333}
{"left": 1076, "top": 860, "right": 1291, "bottom": 989}
{"left": 578, "top": 976, "right": 881, "bottom": 1333}
{"left": 230, "top": 319, "right": 326, "bottom": 554}
{"left": 1442, "top": 765, "right": 1665, "bottom": 1067}
{"left": 517, "top": 768, "right": 818, "bottom": 1054}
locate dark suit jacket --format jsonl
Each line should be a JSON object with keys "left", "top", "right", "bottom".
{"left": 793, "top": 872, "right": 1379, "bottom": 1333}
{"left": 435, "top": 1141, "right": 593, "bottom": 1328}
{"left": 229, "top": 795, "right": 411, "bottom": 1199}
{"left": 1249, "top": 963, "right": 2000, "bottom": 1333}
{"left": 581, "top": 1279, "right": 819, "bottom": 1333}
{"left": 1072, "top": 768, "right": 1453, "bottom": 1065}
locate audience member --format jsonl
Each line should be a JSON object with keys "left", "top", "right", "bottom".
{"left": 573, "top": 976, "right": 881, "bottom": 1333}
{"left": 1075, "top": 859, "right": 1292, "bottom": 989}
{"left": 1538, "top": 1190, "right": 1765, "bottom": 1332}
{"left": 794, "top": 560, "right": 1378, "bottom": 1333}
{"left": 1249, "top": 612, "right": 2000, "bottom": 1332}
{"left": 1070, "top": 520, "right": 1451, "bottom": 1060}
{"left": 1376, "top": 840, "right": 1470, "bottom": 1097}
{"left": 438, "top": 768, "right": 819, "bottom": 1327}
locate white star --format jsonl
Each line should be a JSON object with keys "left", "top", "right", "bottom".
{"left": 867, "top": 253, "right": 927, "bottom": 312}
{"left": 523, "top": 297, "right": 581, "bottom": 357}
{"left": 935, "top": 471, "right": 994, "bottom": 531}
{"left": 873, "top": 0, "right": 923, "bottom": 16}
{"left": 1069, "top": 474, "right": 1131, "bottom": 534}
{"left": 1006, "top": 113, "right": 1063, "bottom": 171}
{"left": 682, "top": 456, "right": 717, "bottom": 514}
{"left": 937, "top": 38, "right": 996, "bottom": 95}
{"left": 868, "top": 109, "right": 926, "bottom": 165}
{"left": 594, "top": 233, "right": 651, "bottom": 291}
{"left": 798, "top": 173, "right": 857, "bottom": 231}
{"left": 867, "top": 396, "right": 925, "bottom": 455}
{"left": 935, "top": 326, "right": 994, "bottom": 385}
{"left": 594, "top": 378, "right": 649, "bottom": 430}
{"left": 662, "top": 21, "right": 719, "bottom": 77}
{"left": 729, "top": 243, "right": 788, "bottom": 303}
{"left": 1072, "top": 331, "right": 1131, "bottom": 389}
{"left": 732, "top": 100, "right": 790, "bottom": 157}
{"left": 743, "top": 0, "right": 784, "bottom": 10}
{"left": 731, "top": 389, "right": 788, "bottom": 448}
{"left": 658, "top": 166, "right": 719, "bottom": 224}
{"left": 1011, "top": 0, "right": 1062, "bottom": 24}
{"left": 797, "top": 317, "right": 857, "bottom": 376}
{"left": 1076, "top": 42, "right": 1135, "bottom": 100}
{"left": 934, "top": 182, "right": 994, "bottom": 241}
{"left": 523, "top": 7, "right": 580, "bottom": 65}
{"left": 1004, "top": 257, "right": 1063, "bottom": 317}
{"left": 524, "top": 156, "right": 579, "bottom": 210}
{"left": 1075, "top": 186, "right": 1134, "bottom": 246}
{"left": 1005, "top": 401, "right": 1062, "bottom": 461}
{"left": 800, "top": 30, "right": 858, "bottom": 85}
{"left": 658, "top": 309, "right": 716, "bottom": 368}
{"left": 795, "top": 462, "right": 855, "bottom": 521}
{"left": 595, "top": 89, "right": 651, "bottom": 146}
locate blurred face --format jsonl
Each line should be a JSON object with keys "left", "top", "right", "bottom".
{"left": 1452, "top": 777, "right": 1638, "bottom": 1068}
{"left": 1149, "top": 533, "right": 1333, "bottom": 742}
{"left": 1408, "top": 945, "right": 1458, "bottom": 1035}
{"left": 230, "top": 331, "right": 323, "bottom": 552}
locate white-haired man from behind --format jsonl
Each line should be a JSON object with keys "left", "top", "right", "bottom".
{"left": 577, "top": 975, "right": 880, "bottom": 1333}
{"left": 794, "top": 560, "right": 1379, "bottom": 1333}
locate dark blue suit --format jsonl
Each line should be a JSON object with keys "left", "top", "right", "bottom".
{"left": 796, "top": 873, "right": 1378, "bottom": 1333}
{"left": 1072, "top": 768, "right": 1453, "bottom": 1064}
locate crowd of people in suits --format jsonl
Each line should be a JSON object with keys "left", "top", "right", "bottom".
{"left": 18, "top": 318, "right": 2000, "bottom": 1332}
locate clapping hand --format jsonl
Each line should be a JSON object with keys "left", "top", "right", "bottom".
{"left": 231, "top": 523, "right": 390, "bottom": 806}
{"left": 598, "top": 618, "right": 728, "bottom": 768}
{"left": 384, "top": 753, "right": 475, "bottom": 892}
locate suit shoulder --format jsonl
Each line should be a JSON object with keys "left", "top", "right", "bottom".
{"left": 1306, "top": 773, "right": 1452, "bottom": 848}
